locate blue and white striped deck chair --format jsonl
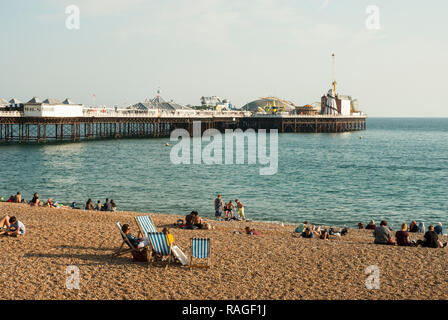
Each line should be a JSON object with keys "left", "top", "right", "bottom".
{"left": 135, "top": 215, "right": 157, "bottom": 238}
{"left": 148, "top": 232, "right": 173, "bottom": 268}
{"left": 190, "top": 238, "right": 211, "bottom": 269}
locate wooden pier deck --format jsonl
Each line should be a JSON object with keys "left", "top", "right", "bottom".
{"left": 0, "top": 112, "right": 366, "bottom": 143}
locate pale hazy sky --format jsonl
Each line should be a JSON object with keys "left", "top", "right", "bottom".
{"left": 1, "top": 0, "right": 447, "bottom": 116}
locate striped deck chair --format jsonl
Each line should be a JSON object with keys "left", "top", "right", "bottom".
{"left": 148, "top": 232, "right": 174, "bottom": 269}
{"left": 112, "top": 222, "right": 147, "bottom": 261}
{"left": 135, "top": 215, "right": 157, "bottom": 238}
{"left": 190, "top": 238, "right": 211, "bottom": 270}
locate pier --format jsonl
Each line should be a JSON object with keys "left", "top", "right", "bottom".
{"left": 0, "top": 110, "right": 366, "bottom": 144}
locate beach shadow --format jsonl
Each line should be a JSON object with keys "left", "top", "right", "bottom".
{"left": 58, "top": 245, "right": 116, "bottom": 251}
{"left": 24, "top": 252, "right": 186, "bottom": 269}
{"left": 24, "top": 252, "right": 146, "bottom": 267}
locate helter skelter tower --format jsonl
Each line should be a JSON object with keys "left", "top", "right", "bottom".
{"left": 322, "top": 53, "right": 339, "bottom": 115}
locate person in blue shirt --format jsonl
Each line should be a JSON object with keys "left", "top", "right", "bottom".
{"left": 0, "top": 215, "right": 26, "bottom": 237}
{"left": 434, "top": 222, "right": 443, "bottom": 235}
{"left": 121, "top": 224, "right": 149, "bottom": 248}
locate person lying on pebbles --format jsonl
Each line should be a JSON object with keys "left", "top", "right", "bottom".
{"left": 245, "top": 226, "right": 261, "bottom": 235}
{"left": 0, "top": 215, "right": 26, "bottom": 237}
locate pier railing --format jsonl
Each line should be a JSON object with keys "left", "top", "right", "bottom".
{"left": 0, "top": 111, "right": 23, "bottom": 117}
{"left": 1, "top": 109, "right": 366, "bottom": 119}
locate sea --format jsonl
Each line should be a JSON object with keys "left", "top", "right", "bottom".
{"left": 1, "top": 118, "right": 447, "bottom": 230}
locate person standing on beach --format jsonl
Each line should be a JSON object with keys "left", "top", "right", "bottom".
{"left": 214, "top": 195, "right": 224, "bottom": 220}
{"left": 15, "top": 192, "right": 21, "bottom": 203}
{"left": 224, "top": 201, "right": 234, "bottom": 220}
{"left": 235, "top": 199, "right": 245, "bottom": 220}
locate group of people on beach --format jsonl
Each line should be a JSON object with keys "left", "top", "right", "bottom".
{"left": 1, "top": 191, "right": 117, "bottom": 212}
{"left": 368, "top": 220, "right": 447, "bottom": 248}
{"left": 294, "top": 221, "right": 348, "bottom": 240}
{"left": 214, "top": 194, "right": 245, "bottom": 221}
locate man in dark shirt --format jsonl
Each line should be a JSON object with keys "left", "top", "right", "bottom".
{"left": 102, "top": 198, "right": 112, "bottom": 212}
{"left": 418, "top": 225, "right": 447, "bottom": 248}
{"left": 185, "top": 211, "right": 194, "bottom": 229}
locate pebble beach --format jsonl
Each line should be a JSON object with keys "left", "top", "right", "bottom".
{"left": 1, "top": 202, "right": 447, "bottom": 300}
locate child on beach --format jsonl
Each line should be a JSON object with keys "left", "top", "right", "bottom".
{"left": 235, "top": 199, "right": 245, "bottom": 220}
{"left": 162, "top": 227, "right": 174, "bottom": 246}
{"left": 0, "top": 215, "right": 26, "bottom": 237}
{"left": 224, "top": 201, "right": 234, "bottom": 220}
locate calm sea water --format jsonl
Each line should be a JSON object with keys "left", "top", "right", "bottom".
{"left": 1, "top": 118, "right": 447, "bottom": 229}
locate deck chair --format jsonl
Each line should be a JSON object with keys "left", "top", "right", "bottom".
{"left": 148, "top": 232, "right": 174, "bottom": 269}
{"left": 190, "top": 238, "right": 211, "bottom": 270}
{"left": 135, "top": 215, "right": 157, "bottom": 238}
{"left": 112, "top": 222, "right": 148, "bottom": 262}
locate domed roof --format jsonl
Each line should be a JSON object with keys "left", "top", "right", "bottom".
{"left": 241, "top": 97, "right": 295, "bottom": 113}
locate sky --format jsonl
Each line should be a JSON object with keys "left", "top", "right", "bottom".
{"left": 1, "top": 0, "right": 447, "bottom": 117}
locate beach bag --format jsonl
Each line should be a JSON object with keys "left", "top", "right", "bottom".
{"left": 131, "top": 248, "right": 148, "bottom": 262}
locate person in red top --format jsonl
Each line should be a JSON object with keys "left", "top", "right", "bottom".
{"left": 365, "top": 220, "right": 376, "bottom": 230}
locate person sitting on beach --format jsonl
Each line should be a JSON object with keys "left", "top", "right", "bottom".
{"left": 301, "top": 227, "right": 314, "bottom": 238}
{"left": 214, "top": 194, "right": 224, "bottom": 220}
{"left": 395, "top": 223, "right": 415, "bottom": 247}
{"left": 409, "top": 221, "right": 419, "bottom": 233}
{"left": 95, "top": 200, "right": 102, "bottom": 211}
{"left": 365, "top": 220, "right": 376, "bottom": 230}
{"left": 121, "top": 224, "right": 149, "bottom": 248}
{"left": 312, "top": 225, "right": 329, "bottom": 240}
{"left": 85, "top": 199, "right": 94, "bottom": 210}
{"left": 102, "top": 198, "right": 112, "bottom": 212}
{"left": 373, "top": 220, "right": 394, "bottom": 245}
{"left": 293, "top": 223, "right": 306, "bottom": 237}
{"left": 416, "top": 225, "right": 447, "bottom": 248}
{"left": 245, "top": 226, "right": 261, "bottom": 235}
{"left": 110, "top": 200, "right": 117, "bottom": 212}
{"left": 71, "top": 202, "right": 80, "bottom": 209}
{"left": 358, "top": 222, "right": 364, "bottom": 229}
{"left": 15, "top": 192, "right": 21, "bottom": 203}
{"left": 29, "top": 193, "right": 40, "bottom": 207}
{"left": 235, "top": 199, "right": 245, "bottom": 220}
{"left": 418, "top": 222, "right": 425, "bottom": 233}
{"left": 0, "top": 216, "right": 26, "bottom": 237}
{"left": 434, "top": 222, "right": 443, "bottom": 235}
{"left": 192, "top": 211, "right": 204, "bottom": 229}
{"left": 185, "top": 211, "right": 194, "bottom": 229}
{"left": 163, "top": 227, "right": 175, "bottom": 246}
{"left": 45, "top": 198, "right": 56, "bottom": 208}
